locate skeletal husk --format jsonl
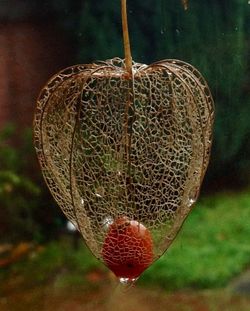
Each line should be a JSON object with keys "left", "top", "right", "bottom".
{"left": 33, "top": 57, "right": 214, "bottom": 260}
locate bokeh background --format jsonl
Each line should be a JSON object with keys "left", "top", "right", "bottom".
{"left": 0, "top": 0, "right": 250, "bottom": 310}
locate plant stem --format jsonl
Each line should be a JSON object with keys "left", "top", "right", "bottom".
{"left": 181, "top": 0, "right": 188, "bottom": 10}
{"left": 121, "top": 0, "right": 132, "bottom": 75}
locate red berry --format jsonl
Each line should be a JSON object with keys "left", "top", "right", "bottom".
{"left": 102, "top": 217, "right": 153, "bottom": 279}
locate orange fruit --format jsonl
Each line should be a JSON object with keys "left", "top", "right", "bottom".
{"left": 102, "top": 217, "right": 153, "bottom": 279}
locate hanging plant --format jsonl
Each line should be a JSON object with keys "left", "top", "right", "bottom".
{"left": 33, "top": 0, "right": 214, "bottom": 284}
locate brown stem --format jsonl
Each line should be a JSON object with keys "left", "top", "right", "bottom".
{"left": 181, "top": 0, "right": 188, "bottom": 10}
{"left": 121, "top": 0, "right": 132, "bottom": 75}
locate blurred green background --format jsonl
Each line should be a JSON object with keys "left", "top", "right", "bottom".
{"left": 0, "top": 0, "right": 250, "bottom": 310}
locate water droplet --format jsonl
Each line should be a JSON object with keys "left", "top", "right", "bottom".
{"left": 81, "top": 198, "right": 84, "bottom": 205}
{"left": 187, "top": 197, "right": 196, "bottom": 208}
{"left": 119, "top": 277, "right": 138, "bottom": 286}
{"left": 187, "top": 188, "right": 199, "bottom": 207}
{"left": 95, "top": 186, "right": 104, "bottom": 198}
{"left": 66, "top": 221, "right": 77, "bottom": 232}
{"left": 102, "top": 216, "right": 113, "bottom": 229}
{"left": 160, "top": 29, "right": 164, "bottom": 35}
{"left": 176, "top": 29, "right": 180, "bottom": 35}
{"left": 248, "top": 0, "right": 250, "bottom": 4}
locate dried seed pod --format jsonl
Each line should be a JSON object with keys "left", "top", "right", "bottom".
{"left": 33, "top": 57, "right": 214, "bottom": 279}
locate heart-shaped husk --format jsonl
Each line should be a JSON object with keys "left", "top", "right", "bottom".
{"left": 33, "top": 57, "right": 214, "bottom": 278}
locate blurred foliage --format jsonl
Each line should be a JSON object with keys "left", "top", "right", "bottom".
{"left": 2, "top": 191, "right": 250, "bottom": 290}
{"left": 49, "top": 0, "right": 250, "bottom": 189}
{"left": 140, "top": 191, "right": 250, "bottom": 289}
{"left": 1, "top": 0, "right": 249, "bottom": 243}
{"left": 2, "top": 238, "right": 102, "bottom": 290}
{"left": 0, "top": 124, "right": 63, "bottom": 243}
{"left": 0, "top": 1, "right": 249, "bottom": 189}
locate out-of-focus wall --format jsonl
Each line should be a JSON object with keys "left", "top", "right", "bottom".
{"left": 0, "top": 0, "right": 72, "bottom": 128}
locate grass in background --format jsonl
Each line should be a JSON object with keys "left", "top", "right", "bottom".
{"left": 2, "top": 191, "right": 250, "bottom": 291}
{"left": 140, "top": 191, "right": 250, "bottom": 290}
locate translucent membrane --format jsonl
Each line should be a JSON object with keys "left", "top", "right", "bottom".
{"left": 33, "top": 57, "right": 214, "bottom": 279}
